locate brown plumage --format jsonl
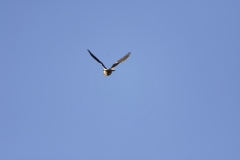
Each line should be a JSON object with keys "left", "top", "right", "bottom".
{"left": 88, "top": 49, "right": 131, "bottom": 76}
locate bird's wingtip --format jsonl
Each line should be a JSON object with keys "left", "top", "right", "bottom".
{"left": 87, "top": 49, "right": 91, "bottom": 53}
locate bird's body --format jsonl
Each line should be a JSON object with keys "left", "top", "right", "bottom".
{"left": 103, "top": 69, "right": 114, "bottom": 76}
{"left": 88, "top": 49, "right": 131, "bottom": 76}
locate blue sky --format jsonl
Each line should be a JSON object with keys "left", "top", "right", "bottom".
{"left": 0, "top": 0, "right": 239, "bottom": 159}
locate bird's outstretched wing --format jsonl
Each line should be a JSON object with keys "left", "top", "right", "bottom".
{"left": 88, "top": 49, "right": 107, "bottom": 69}
{"left": 111, "top": 52, "right": 131, "bottom": 69}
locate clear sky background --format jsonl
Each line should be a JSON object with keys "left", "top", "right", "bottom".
{"left": 0, "top": 1, "right": 239, "bottom": 159}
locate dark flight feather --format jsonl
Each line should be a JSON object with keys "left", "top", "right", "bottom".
{"left": 88, "top": 49, "right": 107, "bottom": 69}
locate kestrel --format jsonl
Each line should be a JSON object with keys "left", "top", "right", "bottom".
{"left": 88, "top": 49, "right": 131, "bottom": 76}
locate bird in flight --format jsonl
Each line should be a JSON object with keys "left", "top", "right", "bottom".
{"left": 88, "top": 49, "right": 131, "bottom": 76}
